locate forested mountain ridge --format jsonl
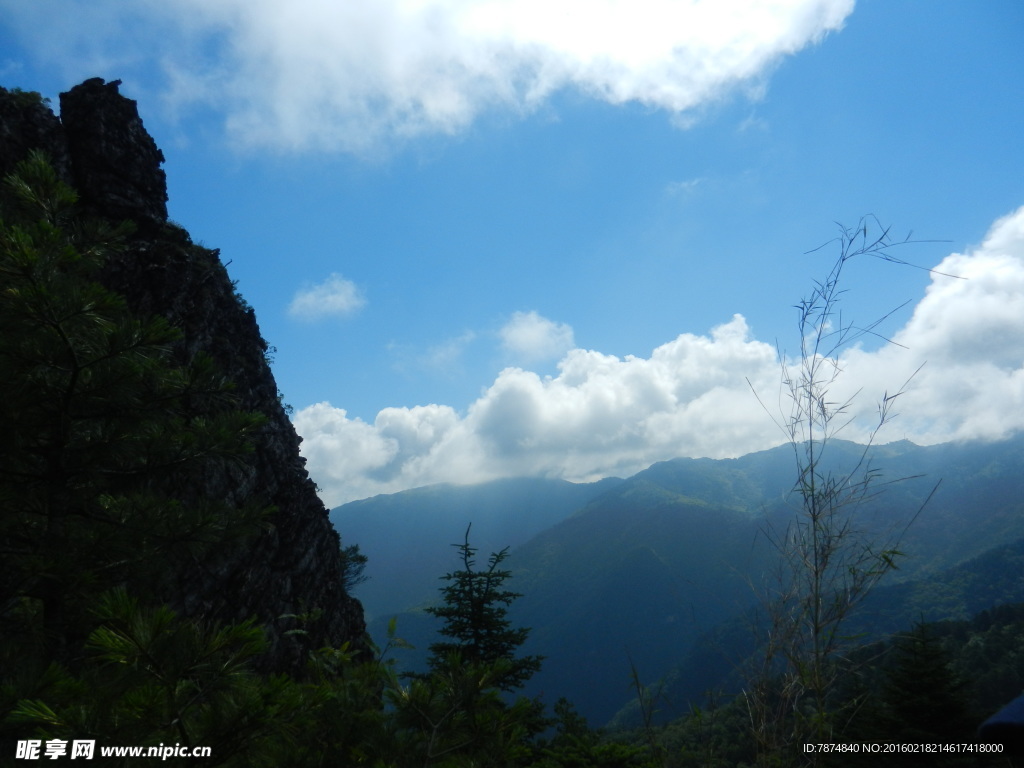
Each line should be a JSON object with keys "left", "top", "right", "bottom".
{"left": 346, "top": 433, "right": 1024, "bottom": 725}
{"left": 0, "top": 79, "right": 366, "bottom": 671}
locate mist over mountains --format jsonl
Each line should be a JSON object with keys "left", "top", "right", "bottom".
{"left": 334, "top": 434, "right": 1024, "bottom": 725}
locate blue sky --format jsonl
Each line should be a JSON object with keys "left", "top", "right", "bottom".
{"left": 2, "top": 0, "right": 1023, "bottom": 504}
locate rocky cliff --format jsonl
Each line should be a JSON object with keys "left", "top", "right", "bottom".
{"left": 0, "top": 78, "right": 366, "bottom": 670}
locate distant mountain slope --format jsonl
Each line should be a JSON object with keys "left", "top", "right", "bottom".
{"left": 859, "top": 533, "right": 1024, "bottom": 635}
{"left": 330, "top": 476, "right": 622, "bottom": 618}
{"left": 508, "top": 491, "right": 769, "bottom": 726}
{"left": 613, "top": 534, "right": 1024, "bottom": 729}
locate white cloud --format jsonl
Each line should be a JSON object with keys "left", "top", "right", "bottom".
{"left": 838, "top": 205, "right": 1024, "bottom": 445}
{"left": 294, "top": 403, "right": 398, "bottom": 484}
{"left": 500, "top": 310, "right": 575, "bottom": 363}
{"left": 294, "top": 401, "right": 473, "bottom": 503}
{"left": 288, "top": 273, "right": 366, "bottom": 321}
{"left": 296, "top": 314, "right": 782, "bottom": 505}
{"left": 2, "top": 0, "right": 854, "bottom": 152}
{"left": 296, "top": 206, "right": 1024, "bottom": 506}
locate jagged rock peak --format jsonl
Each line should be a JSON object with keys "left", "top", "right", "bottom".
{"left": 0, "top": 78, "right": 168, "bottom": 226}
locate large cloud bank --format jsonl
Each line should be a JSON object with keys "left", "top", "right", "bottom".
{"left": 296, "top": 206, "right": 1024, "bottom": 505}
{"left": 4, "top": 0, "right": 853, "bottom": 152}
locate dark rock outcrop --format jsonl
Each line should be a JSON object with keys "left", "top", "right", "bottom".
{"left": 59, "top": 78, "right": 168, "bottom": 226}
{"left": 0, "top": 79, "right": 366, "bottom": 671}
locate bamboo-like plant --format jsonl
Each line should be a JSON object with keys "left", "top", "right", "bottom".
{"left": 745, "top": 218, "right": 947, "bottom": 766}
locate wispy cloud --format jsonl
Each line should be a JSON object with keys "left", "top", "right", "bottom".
{"left": 391, "top": 331, "right": 479, "bottom": 378}
{"left": 424, "top": 331, "right": 478, "bottom": 374}
{"left": 295, "top": 206, "right": 1024, "bottom": 506}
{"left": 288, "top": 273, "right": 366, "bottom": 321}
{"left": 3, "top": 0, "right": 854, "bottom": 153}
{"left": 665, "top": 178, "right": 703, "bottom": 197}
{"left": 737, "top": 112, "right": 769, "bottom": 133}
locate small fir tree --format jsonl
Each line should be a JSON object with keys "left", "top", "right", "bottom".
{"left": 426, "top": 525, "right": 543, "bottom": 693}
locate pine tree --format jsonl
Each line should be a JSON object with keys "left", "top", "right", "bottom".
{"left": 426, "top": 525, "right": 543, "bottom": 693}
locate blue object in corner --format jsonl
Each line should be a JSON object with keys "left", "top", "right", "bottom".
{"left": 979, "top": 693, "right": 1024, "bottom": 756}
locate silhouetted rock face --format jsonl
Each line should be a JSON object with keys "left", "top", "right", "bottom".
{"left": 0, "top": 79, "right": 366, "bottom": 671}
{"left": 60, "top": 78, "right": 169, "bottom": 226}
